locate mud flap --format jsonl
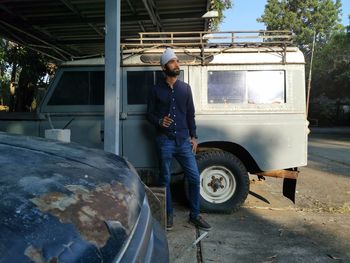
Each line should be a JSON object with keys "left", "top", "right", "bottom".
{"left": 283, "top": 178, "right": 297, "bottom": 203}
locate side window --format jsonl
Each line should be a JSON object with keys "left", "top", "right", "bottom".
{"left": 90, "top": 71, "right": 105, "bottom": 105}
{"left": 207, "top": 70, "right": 285, "bottom": 104}
{"left": 208, "top": 71, "right": 246, "bottom": 103}
{"left": 247, "top": 71, "right": 285, "bottom": 104}
{"left": 48, "top": 70, "right": 104, "bottom": 105}
{"left": 127, "top": 70, "right": 184, "bottom": 105}
{"left": 127, "top": 71, "right": 154, "bottom": 105}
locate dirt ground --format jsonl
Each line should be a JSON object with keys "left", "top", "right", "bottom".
{"left": 167, "top": 128, "right": 350, "bottom": 263}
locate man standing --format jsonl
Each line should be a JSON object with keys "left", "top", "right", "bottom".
{"left": 147, "top": 48, "right": 211, "bottom": 231}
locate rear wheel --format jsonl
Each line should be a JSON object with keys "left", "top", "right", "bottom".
{"left": 185, "top": 150, "right": 249, "bottom": 213}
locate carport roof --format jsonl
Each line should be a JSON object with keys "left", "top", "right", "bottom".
{"left": 0, "top": 0, "right": 212, "bottom": 61}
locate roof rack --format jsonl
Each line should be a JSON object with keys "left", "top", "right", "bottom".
{"left": 121, "top": 30, "right": 294, "bottom": 49}
{"left": 120, "top": 31, "right": 296, "bottom": 65}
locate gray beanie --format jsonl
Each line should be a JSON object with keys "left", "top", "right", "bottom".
{"left": 160, "top": 48, "right": 178, "bottom": 66}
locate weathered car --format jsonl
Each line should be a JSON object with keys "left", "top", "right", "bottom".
{"left": 0, "top": 132, "right": 168, "bottom": 263}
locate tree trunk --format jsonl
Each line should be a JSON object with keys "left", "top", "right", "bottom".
{"left": 15, "top": 67, "right": 37, "bottom": 112}
{"left": 9, "top": 63, "right": 17, "bottom": 112}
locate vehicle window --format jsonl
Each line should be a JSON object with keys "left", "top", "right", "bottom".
{"left": 127, "top": 70, "right": 184, "bottom": 105}
{"left": 127, "top": 71, "right": 154, "bottom": 105}
{"left": 207, "top": 70, "right": 285, "bottom": 104}
{"left": 48, "top": 70, "right": 104, "bottom": 105}
{"left": 247, "top": 71, "right": 285, "bottom": 104}
{"left": 208, "top": 71, "right": 246, "bottom": 103}
{"left": 89, "top": 71, "right": 105, "bottom": 105}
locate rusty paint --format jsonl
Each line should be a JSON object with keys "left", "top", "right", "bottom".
{"left": 31, "top": 182, "right": 132, "bottom": 248}
{"left": 24, "top": 245, "right": 45, "bottom": 263}
{"left": 256, "top": 169, "right": 299, "bottom": 179}
{"left": 31, "top": 192, "right": 79, "bottom": 212}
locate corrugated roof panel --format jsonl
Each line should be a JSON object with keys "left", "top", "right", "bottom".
{"left": 0, "top": 0, "right": 210, "bottom": 61}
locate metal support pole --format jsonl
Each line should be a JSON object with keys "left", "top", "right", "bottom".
{"left": 306, "top": 31, "right": 316, "bottom": 117}
{"left": 104, "top": 0, "right": 121, "bottom": 154}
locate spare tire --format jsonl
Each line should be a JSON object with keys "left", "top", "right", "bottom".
{"left": 185, "top": 150, "right": 249, "bottom": 213}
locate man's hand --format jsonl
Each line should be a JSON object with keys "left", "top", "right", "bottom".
{"left": 190, "top": 137, "right": 198, "bottom": 153}
{"left": 159, "top": 115, "right": 173, "bottom": 128}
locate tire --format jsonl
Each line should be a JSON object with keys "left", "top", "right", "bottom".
{"left": 185, "top": 150, "right": 249, "bottom": 213}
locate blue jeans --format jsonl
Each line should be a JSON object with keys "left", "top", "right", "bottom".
{"left": 156, "top": 136, "right": 200, "bottom": 219}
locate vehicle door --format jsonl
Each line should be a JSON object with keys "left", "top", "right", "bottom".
{"left": 39, "top": 66, "right": 105, "bottom": 149}
{"left": 121, "top": 66, "right": 188, "bottom": 168}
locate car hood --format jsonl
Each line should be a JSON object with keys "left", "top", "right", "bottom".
{"left": 0, "top": 132, "right": 145, "bottom": 263}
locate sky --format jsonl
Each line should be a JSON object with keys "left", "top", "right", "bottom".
{"left": 220, "top": 0, "right": 350, "bottom": 31}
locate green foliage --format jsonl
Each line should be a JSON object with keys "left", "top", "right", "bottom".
{"left": 0, "top": 41, "right": 50, "bottom": 111}
{"left": 9, "top": 46, "right": 48, "bottom": 85}
{"left": 258, "top": 0, "right": 342, "bottom": 53}
{"left": 259, "top": 1, "right": 349, "bottom": 125}
{"left": 309, "top": 25, "right": 350, "bottom": 126}
{"left": 0, "top": 77, "right": 10, "bottom": 107}
{"left": 0, "top": 40, "right": 6, "bottom": 72}
{"left": 313, "top": 30, "right": 350, "bottom": 98}
{"left": 210, "top": 0, "right": 233, "bottom": 31}
{"left": 13, "top": 46, "right": 48, "bottom": 111}
{"left": 310, "top": 95, "right": 337, "bottom": 125}
{"left": 0, "top": 40, "right": 10, "bottom": 106}
{"left": 309, "top": 96, "right": 350, "bottom": 126}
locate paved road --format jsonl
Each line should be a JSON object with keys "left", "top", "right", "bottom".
{"left": 168, "top": 128, "right": 350, "bottom": 263}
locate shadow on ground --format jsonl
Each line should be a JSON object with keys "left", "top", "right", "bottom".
{"left": 168, "top": 180, "right": 350, "bottom": 263}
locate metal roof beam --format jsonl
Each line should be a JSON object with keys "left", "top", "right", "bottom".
{"left": 0, "top": 9, "right": 79, "bottom": 60}
{"left": 25, "top": 17, "right": 102, "bottom": 26}
{"left": 0, "top": 20, "right": 72, "bottom": 60}
{"left": 54, "top": 39, "right": 104, "bottom": 44}
{"left": 26, "top": 16, "right": 146, "bottom": 25}
{"left": 125, "top": 0, "right": 145, "bottom": 32}
{"left": 0, "top": 25, "right": 64, "bottom": 61}
{"left": 0, "top": 0, "right": 210, "bottom": 61}
{"left": 25, "top": 10, "right": 205, "bottom": 26}
{"left": 59, "top": 0, "right": 104, "bottom": 37}
{"left": 0, "top": 3, "right": 16, "bottom": 16}
{"left": 204, "top": 0, "right": 212, "bottom": 31}
{"left": 142, "top": 0, "right": 162, "bottom": 31}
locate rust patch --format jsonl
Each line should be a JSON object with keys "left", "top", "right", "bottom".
{"left": 31, "top": 192, "right": 79, "bottom": 211}
{"left": 255, "top": 169, "right": 299, "bottom": 179}
{"left": 31, "top": 182, "right": 131, "bottom": 247}
{"left": 24, "top": 245, "right": 45, "bottom": 263}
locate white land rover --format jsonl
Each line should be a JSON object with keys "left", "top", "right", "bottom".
{"left": 0, "top": 31, "right": 308, "bottom": 213}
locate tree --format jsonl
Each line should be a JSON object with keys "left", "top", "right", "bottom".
{"left": 312, "top": 30, "right": 350, "bottom": 99}
{"left": 0, "top": 40, "right": 10, "bottom": 108}
{"left": 211, "top": 0, "right": 233, "bottom": 30}
{"left": 3, "top": 43, "right": 49, "bottom": 112}
{"left": 257, "top": 0, "right": 342, "bottom": 53}
{"left": 258, "top": 1, "right": 349, "bottom": 126}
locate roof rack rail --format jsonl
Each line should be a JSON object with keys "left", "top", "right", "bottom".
{"left": 121, "top": 30, "right": 294, "bottom": 49}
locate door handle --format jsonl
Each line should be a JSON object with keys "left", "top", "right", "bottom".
{"left": 120, "top": 112, "right": 127, "bottom": 120}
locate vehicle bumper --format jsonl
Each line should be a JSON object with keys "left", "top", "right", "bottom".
{"left": 116, "top": 197, "right": 169, "bottom": 263}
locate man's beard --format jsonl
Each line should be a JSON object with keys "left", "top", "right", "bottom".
{"left": 164, "top": 67, "right": 180, "bottom": 77}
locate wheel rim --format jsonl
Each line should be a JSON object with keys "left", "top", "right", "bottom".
{"left": 200, "top": 165, "right": 237, "bottom": 204}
